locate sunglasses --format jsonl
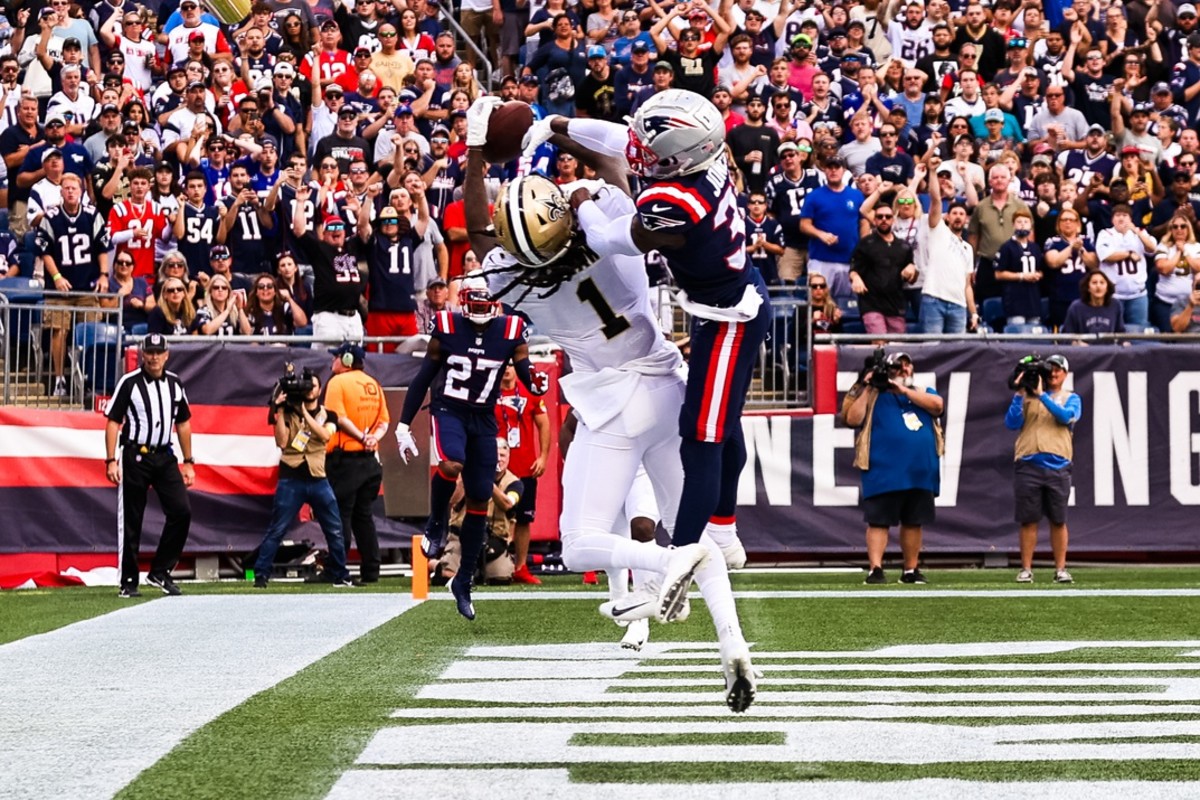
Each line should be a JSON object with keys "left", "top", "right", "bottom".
{"left": 165, "top": 261, "right": 185, "bottom": 268}
{"left": 810, "top": 282, "right": 827, "bottom": 289}
{"left": 748, "top": 199, "right": 766, "bottom": 203}
{"left": 210, "top": 285, "right": 229, "bottom": 292}
{"left": 780, "top": 151, "right": 798, "bottom": 158}
{"left": 1171, "top": 223, "right": 1191, "bottom": 229}
{"left": 896, "top": 197, "right": 916, "bottom": 205}
{"left": 46, "top": 121, "right": 64, "bottom": 128}
{"left": 321, "top": 163, "right": 338, "bottom": 169}
{"left": 164, "top": 286, "right": 185, "bottom": 294}
{"left": 380, "top": 31, "right": 397, "bottom": 37}
{"left": 257, "top": 283, "right": 275, "bottom": 289}
{"left": 285, "top": 20, "right": 302, "bottom": 26}
{"left": 350, "top": 167, "right": 367, "bottom": 174}
{"left": 116, "top": 259, "right": 134, "bottom": 266}
{"left": 875, "top": 214, "right": 894, "bottom": 221}
{"left": 325, "top": 223, "right": 345, "bottom": 231}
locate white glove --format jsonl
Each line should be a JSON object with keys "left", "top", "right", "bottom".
{"left": 521, "top": 114, "right": 562, "bottom": 155}
{"left": 395, "top": 422, "right": 419, "bottom": 464}
{"left": 466, "top": 95, "right": 504, "bottom": 149}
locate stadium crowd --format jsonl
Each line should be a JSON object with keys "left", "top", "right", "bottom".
{"left": 5, "top": 0, "right": 1200, "bottom": 397}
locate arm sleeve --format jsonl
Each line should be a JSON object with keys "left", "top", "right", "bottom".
{"left": 1040, "top": 392, "right": 1082, "bottom": 425}
{"left": 576, "top": 200, "right": 643, "bottom": 258}
{"left": 399, "top": 354, "right": 442, "bottom": 425}
{"left": 512, "top": 356, "right": 538, "bottom": 393}
{"left": 565, "top": 117, "right": 631, "bottom": 159}
{"left": 1004, "top": 393, "right": 1025, "bottom": 430}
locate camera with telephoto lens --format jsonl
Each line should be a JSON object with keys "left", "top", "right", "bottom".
{"left": 861, "top": 347, "right": 894, "bottom": 391}
{"left": 1008, "top": 354, "right": 1052, "bottom": 396}
{"left": 278, "top": 363, "right": 315, "bottom": 406}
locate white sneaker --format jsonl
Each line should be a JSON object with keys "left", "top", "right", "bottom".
{"left": 1054, "top": 569, "right": 1073, "bottom": 584}
{"left": 721, "top": 645, "right": 757, "bottom": 713}
{"left": 620, "top": 618, "right": 650, "bottom": 651}
{"left": 657, "top": 544, "right": 709, "bottom": 623}
{"left": 599, "top": 587, "right": 658, "bottom": 622}
{"left": 53, "top": 376, "right": 67, "bottom": 398}
{"left": 720, "top": 537, "right": 747, "bottom": 570}
{"left": 1016, "top": 569, "right": 1033, "bottom": 583}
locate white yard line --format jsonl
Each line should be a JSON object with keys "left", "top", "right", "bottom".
{"left": 435, "top": 588, "right": 1200, "bottom": 601}
{"left": 0, "top": 595, "right": 416, "bottom": 800}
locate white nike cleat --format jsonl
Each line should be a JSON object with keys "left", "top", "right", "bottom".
{"left": 599, "top": 587, "right": 658, "bottom": 622}
{"left": 619, "top": 617, "right": 650, "bottom": 651}
{"left": 657, "top": 544, "right": 709, "bottom": 623}
{"left": 720, "top": 537, "right": 747, "bottom": 570}
{"left": 722, "top": 645, "right": 757, "bottom": 713}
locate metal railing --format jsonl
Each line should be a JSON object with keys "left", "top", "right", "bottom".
{"left": 654, "top": 284, "right": 813, "bottom": 410}
{"left": 0, "top": 287, "right": 124, "bottom": 409}
{"left": 434, "top": 1, "right": 494, "bottom": 89}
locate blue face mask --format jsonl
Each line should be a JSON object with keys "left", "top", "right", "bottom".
{"left": 1014, "top": 227, "right": 1031, "bottom": 238}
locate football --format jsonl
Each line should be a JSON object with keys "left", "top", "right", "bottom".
{"left": 482, "top": 101, "right": 535, "bottom": 164}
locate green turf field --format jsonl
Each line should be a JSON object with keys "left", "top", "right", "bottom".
{"left": 7, "top": 568, "right": 1200, "bottom": 798}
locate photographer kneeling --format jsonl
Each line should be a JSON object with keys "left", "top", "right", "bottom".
{"left": 252, "top": 366, "right": 354, "bottom": 588}
{"left": 842, "top": 351, "right": 945, "bottom": 585}
{"left": 1004, "top": 354, "right": 1081, "bottom": 584}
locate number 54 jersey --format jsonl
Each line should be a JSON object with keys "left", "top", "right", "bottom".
{"left": 429, "top": 311, "right": 528, "bottom": 414}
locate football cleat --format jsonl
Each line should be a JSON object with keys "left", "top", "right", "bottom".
{"left": 620, "top": 618, "right": 650, "bottom": 652}
{"left": 657, "top": 544, "right": 709, "bottom": 623}
{"left": 450, "top": 574, "right": 476, "bottom": 620}
{"left": 599, "top": 586, "right": 658, "bottom": 622}
{"left": 721, "top": 645, "right": 758, "bottom": 713}
{"left": 720, "top": 538, "right": 747, "bottom": 570}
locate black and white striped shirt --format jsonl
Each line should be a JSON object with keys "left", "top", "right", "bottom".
{"left": 106, "top": 369, "right": 192, "bottom": 448}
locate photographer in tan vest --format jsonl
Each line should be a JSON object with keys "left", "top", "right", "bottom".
{"left": 1003, "top": 354, "right": 1082, "bottom": 585}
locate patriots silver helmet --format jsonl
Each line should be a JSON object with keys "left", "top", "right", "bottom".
{"left": 459, "top": 271, "right": 502, "bottom": 324}
{"left": 492, "top": 174, "right": 575, "bottom": 267}
{"left": 626, "top": 89, "right": 725, "bottom": 179}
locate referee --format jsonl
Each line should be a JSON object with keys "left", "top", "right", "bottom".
{"left": 324, "top": 343, "right": 389, "bottom": 583}
{"left": 104, "top": 334, "right": 195, "bottom": 598}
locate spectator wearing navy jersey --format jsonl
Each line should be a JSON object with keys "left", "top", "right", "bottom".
{"left": 104, "top": 334, "right": 195, "bottom": 598}
{"left": 1060, "top": 270, "right": 1125, "bottom": 335}
{"left": 248, "top": 273, "right": 307, "bottom": 335}
{"left": 294, "top": 185, "right": 367, "bottom": 342}
{"left": 745, "top": 191, "right": 784, "bottom": 285}
{"left": 766, "top": 140, "right": 820, "bottom": 283}
{"left": 358, "top": 191, "right": 428, "bottom": 347}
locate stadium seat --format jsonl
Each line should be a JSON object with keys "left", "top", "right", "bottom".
{"left": 1003, "top": 322, "right": 1048, "bottom": 335}
{"left": 0, "top": 276, "right": 45, "bottom": 381}
{"left": 981, "top": 298, "right": 1005, "bottom": 331}
{"left": 72, "top": 322, "right": 122, "bottom": 398}
{"left": 129, "top": 323, "right": 148, "bottom": 337}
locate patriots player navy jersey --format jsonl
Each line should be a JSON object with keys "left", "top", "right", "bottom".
{"left": 635, "top": 157, "right": 750, "bottom": 307}
{"left": 430, "top": 311, "right": 529, "bottom": 413}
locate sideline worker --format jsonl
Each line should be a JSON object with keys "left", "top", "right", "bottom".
{"left": 325, "top": 342, "right": 390, "bottom": 583}
{"left": 104, "top": 333, "right": 195, "bottom": 598}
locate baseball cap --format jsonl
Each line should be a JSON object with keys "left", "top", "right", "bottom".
{"left": 631, "top": 40, "right": 650, "bottom": 54}
{"left": 320, "top": 18, "right": 339, "bottom": 29}
{"left": 653, "top": 61, "right": 673, "bottom": 72}
{"left": 985, "top": 108, "right": 1003, "bottom": 122}
{"left": 354, "top": 46, "right": 372, "bottom": 57}
{"left": 936, "top": 163, "right": 953, "bottom": 176}
{"left": 259, "top": 134, "right": 278, "bottom": 149}
{"left": 142, "top": 333, "right": 169, "bottom": 353}
{"left": 1121, "top": 145, "right": 1141, "bottom": 156}
{"left": 338, "top": 106, "right": 357, "bottom": 119}
{"left": 430, "top": 124, "right": 450, "bottom": 138}
{"left": 931, "top": 21, "right": 950, "bottom": 31}
{"left": 329, "top": 342, "right": 366, "bottom": 365}
{"left": 209, "top": 244, "right": 231, "bottom": 258}
{"left": 519, "top": 74, "right": 540, "bottom": 85}
{"left": 186, "top": 80, "right": 206, "bottom": 91}
{"left": 449, "top": 108, "right": 467, "bottom": 118}
{"left": 778, "top": 141, "right": 800, "bottom": 155}
{"left": 168, "top": 63, "right": 186, "bottom": 75}
{"left": 427, "top": 276, "right": 448, "bottom": 289}
{"left": 324, "top": 83, "right": 344, "bottom": 95}
{"left": 379, "top": 206, "right": 400, "bottom": 221}
{"left": 394, "top": 103, "right": 413, "bottom": 116}
{"left": 41, "top": 147, "right": 62, "bottom": 163}
{"left": 587, "top": 44, "right": 607, "bottom": 59}
{"left": 824, "top": 155, "right": 847, "bottom": 168}
{"left": 100, "top": 103, "right": 120, "bottom": 115}
{"left": 1045, "top": 354, "right": 1069, "bottom": 372}
{"left": 189, "top": 30, "right": 205, "bottom": 42}
{"left": 883, "top": 351, "right": 912, "bottom": 368}
{"left": 847, "top": 18, "right": 865, "bottom": 28}
{"left": 122, "top": 119, "right": 140, "bottom": 132}
{"left": 827, "top": 26, "right": 847, "bottom": 37}
{"left": 1032, "top": 154, "right": 1052, "bottom": 166}
{"left": 1181, "top": 2, "right": 1198, "bottom": 15}
{"left": 323, "top": 214, "right": 346, "bottom": 227}
{"left": 273, "top": 62, "right": 295, "bottom": 77}
{"left": 1087, "top": 123, "right": 1106, "bottom": 135}
{"left": 791, "top": 33, "right": 813, "bottom": 48}
{"left": 63, "top": 37, "right": 81, "bottom": 50}
{"left": 254, "top": 75, "right": 273, "bottom": 91}
{"left": 1131, "top": 101, "right": 1152, "bottom": 114}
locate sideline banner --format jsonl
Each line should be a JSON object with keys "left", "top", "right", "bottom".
{"left": 734, "top": 342, "right": 1200, "bottom": 553}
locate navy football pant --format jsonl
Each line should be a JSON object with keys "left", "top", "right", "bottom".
{"left": 431, "top": 407, "right": 499, "bottom": 501}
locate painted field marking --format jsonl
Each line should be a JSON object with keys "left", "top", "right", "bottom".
{"left": 1, "top": 596, "right": 417, "bottom": 800}
{"left": 439, "top": 589, "right": 1200, "bottom": 601}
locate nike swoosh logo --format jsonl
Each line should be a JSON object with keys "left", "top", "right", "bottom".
{"left": 610, "top": 602, "right": 651, "bottom": 617}
{"left": 650, "top": 203, "right": 672, "bottom": 213}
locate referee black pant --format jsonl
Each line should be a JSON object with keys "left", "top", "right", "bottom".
{"left": 119, "top": 448, "right": 192, "bottom": 588}
{"left": 327, "top": 451, "right": 382, "bottom": 582}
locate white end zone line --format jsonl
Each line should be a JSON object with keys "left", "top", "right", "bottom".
{"left": 429, "top": 589, "right": 1200, "bottom": 600}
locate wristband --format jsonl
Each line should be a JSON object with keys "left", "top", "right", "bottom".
{"left": 183, "top": 457, "right": 195, "bottom": 464}
{"left": 105, "top": 457, "right": 116, "bottom": 464}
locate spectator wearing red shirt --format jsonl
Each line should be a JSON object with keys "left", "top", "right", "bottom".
{"left": 494, "top": 364, "right": 550, "bottom": 585}
{"left": 110, "top": 167, "right": 169, "bottom": 282}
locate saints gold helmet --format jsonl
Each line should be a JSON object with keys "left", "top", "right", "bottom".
{"left": 492, "top": 174, "right": 575, "bottom": 267}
